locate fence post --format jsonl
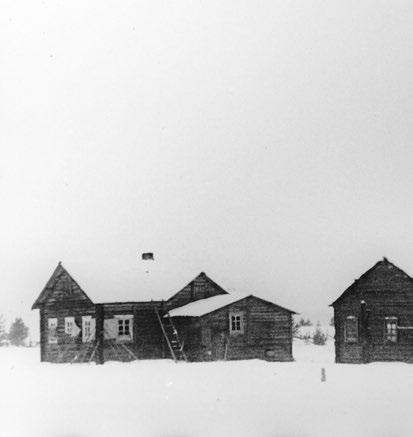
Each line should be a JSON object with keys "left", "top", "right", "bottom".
{"left": 321, "top": 367, "right": 326, "bottom": 382}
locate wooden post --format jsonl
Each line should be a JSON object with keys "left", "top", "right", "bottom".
{"left": 155, "top": 307, "right": 177, "bottom": 362}
{"left": 95, "top": 304, "right": 104, "bottom": 365}
{"left": 160, "top": 300, "right": 166, "bottom": 358}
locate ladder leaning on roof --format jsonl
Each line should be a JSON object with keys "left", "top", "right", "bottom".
{"left": 155, "top": 307, "right": 187, "bottom": 362}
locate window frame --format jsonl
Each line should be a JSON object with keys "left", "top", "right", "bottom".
{"left": 229, "top": 311, "right": 244, "bottom": 336}
{"left": 384, "top": 317, "right": 398, "bottom": 343}
{"left": 82, "top": 315, "right": 95, "bottom": 343}
{"left": 344, "top": 316, "right": 358, "bottom": 343}
{"left": 114, "top": 315, "right": 133, "bottom": 341}
{"left": 64, "top": 317, "right": 75, "bottom": 335}
{"left": 48, "top": 318, "right": 58, "bottom": 344}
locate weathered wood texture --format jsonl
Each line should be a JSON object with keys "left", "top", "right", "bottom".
{"left": 32, "top": 264, "right": 93, "bottom": 309}
{"left": 41, "top": 306, "right": 96, "bottom": 363}
{"left": 332, "top": 259, "right": 413, "bottom": 363}
{"left": 40, "top": 302, "right": 166, "bottom": 363}
{"left": 34, "top": 265, "right": 294, "bottom": 364}
{"left": 102, "top": 302, "right": 165, "bottom": 361}
{"left": 37, "top": 267, "right": 96, "bottom": 362}
{"left": 172, "top": 296, "right": 294, "bottom": 362}
{"left": 166, "top": 272, "right": 228, "bottom": 310}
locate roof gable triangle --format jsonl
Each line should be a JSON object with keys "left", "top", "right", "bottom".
{"left": 32, "top": 262, "right": 94, "bottom": 309}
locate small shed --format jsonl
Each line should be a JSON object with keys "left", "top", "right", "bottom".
{"left": 331, "top": 257, "right": 413, "bottom": 363}
{"left": 168, "top": 293, "right": 296, "bottom": 361}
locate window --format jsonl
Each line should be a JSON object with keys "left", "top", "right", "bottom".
{"left": 82, "top": 316, "right": 95, "bottom": 343}
{"left": 115, "top": 315, "right": 133, "bottom": 341}
{"left": 65, "top": 317, "right": 74, "bottom": 335}
{"left": 385, "top": 317, "right": 398, "bottom": 343}
{"left": 345, "top": 316, "right": 358, "bottom": 343}
{"left": 229, "top": 312, "right": 244, "bottom": 335}
{"left": 118, "top": 318, "right": 130, "bottom": 336}
{"left": 48, "top": 318, "right": 58, "bottom": 344}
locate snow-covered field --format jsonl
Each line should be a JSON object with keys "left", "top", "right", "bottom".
{"left": 1, "top": 339, "right": 412, "bottom": 437}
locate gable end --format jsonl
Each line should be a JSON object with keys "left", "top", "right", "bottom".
{"left": 166, "top": 272, "right": 228, "bottom": 309}
{"left": 199, "top": 295, "right": 297, "bottom": 319}
{"left": 32, "top": 263, "right": 94, "bottom": 309}
{"left": 330, "top": 257, "right": 413, "bottom": 307}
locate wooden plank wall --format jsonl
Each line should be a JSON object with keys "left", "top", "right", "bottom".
{"left": 40, "top": 301, "right": 166, "bottom": 363}
{"left": 41, "top": 304, "right": 96, "bottom": 363}
{"left": 173, "top": 296, "right": 293, "bottom": 362}
{"left": 102, "top": 302, "right": 165, "bottom": 361}
{"left": 167, "top": 274, "right": 227, "bottom": 310}
{"left": 41, "top": 270, "right": 92, "bottom": 307}
{"left": 334, "top": 262, "right": 413, "bottom": 363}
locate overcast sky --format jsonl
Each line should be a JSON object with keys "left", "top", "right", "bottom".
{"left": 1, "top": 1, "right": 412, "bottom": 339}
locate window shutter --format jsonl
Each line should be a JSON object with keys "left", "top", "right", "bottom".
{"left": 90, "top": 318, "right": 96, "bottom": 341}
{"left": 239, "top": 313, "right": 245, "bottom": 334}
{"left": 72, "top": 320, "right": 81, "bottom": 338}
{"left": 48, "top": 318, "right": 58, "bottom": 344}
{"left": 104, "top": 319, "right": 118, "bottom": 339}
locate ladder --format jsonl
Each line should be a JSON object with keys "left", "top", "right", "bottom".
{"left": 155, "top": 307, "right": 187, "bottom": 362}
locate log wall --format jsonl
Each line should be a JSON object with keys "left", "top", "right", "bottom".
{"left": 333, "top": 261, "right": 413, "bottom": 363}
{"left": 167, "top": 273, "right": 227, "bottom": 310}
{"left": 40, "top": 302, "right": 166, "bottom": 363}
{"left": 173, "top": 296, "right": 293, "bottom": 362}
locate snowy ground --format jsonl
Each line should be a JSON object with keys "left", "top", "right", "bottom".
{"left": 1, "top": 338, "right": 413, "bottom": 437}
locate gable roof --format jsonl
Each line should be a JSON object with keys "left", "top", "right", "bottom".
{"left": 32, "top": 262, "right": 230, "bottom": 307}
{"left": 32, "top": 261, "right": 298, "bottom": 313}
{"left": 32, "top": 262, "right": 94, "bottom": 309}
{"left": 330, "top": 257, "right": 413, "bottom": 307}
{"left": 166, "top": 271, "right": 228, "bottom": 303}
{"left": 168, "top": 292, "right": 297, "bottom": 317}
{"left": 34, "top": 259, "right": 213, "bottom": 304}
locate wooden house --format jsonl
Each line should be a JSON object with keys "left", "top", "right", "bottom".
{"left": 169, "top": 294, "right": 295, "bottom": 361}
{"left": 331, "top": 257, "right": 413, "bottom": 363}
{"left": 32, "top": 263, "right": 296, "bottom": 364}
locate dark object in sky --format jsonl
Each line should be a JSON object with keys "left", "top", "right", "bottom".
{"left": 142, "top": 252, "right": 154, "bottom": 261}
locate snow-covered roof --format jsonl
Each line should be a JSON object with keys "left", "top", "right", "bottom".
{"left": 168, "top": 292, "right": 296, "bottom": 317}
{"left": 34, "top": 258, "right": 297, "bottom": 313}
{"left": 39, "top": 259, "right": 204, "bottom": 304}
{"left": 168, "top": 293, "right": 250, "bottom": 317}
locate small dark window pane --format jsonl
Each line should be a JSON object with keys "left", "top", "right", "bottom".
{"left": 230, "top": 314, "right": 243, "bottom": 333}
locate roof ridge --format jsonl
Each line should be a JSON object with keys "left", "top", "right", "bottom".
{"left": 330, "top": 257, "right": 413, "bottom": 307}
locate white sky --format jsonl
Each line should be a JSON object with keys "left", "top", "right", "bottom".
{"left": 1, "top": 1, "right": 412, "bottom": 339}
